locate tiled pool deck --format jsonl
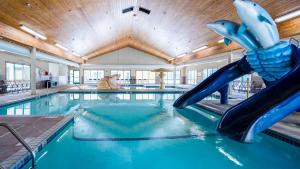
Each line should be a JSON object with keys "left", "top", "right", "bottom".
{"left": 198, "top": 100, "right": 300, "bottom": 146}
{"left": 0, "top": 115, "right": 74, "bottom": 169}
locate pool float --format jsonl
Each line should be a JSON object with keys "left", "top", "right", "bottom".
{"left": 174, "top": 0, "right": 300, "bottom": 142}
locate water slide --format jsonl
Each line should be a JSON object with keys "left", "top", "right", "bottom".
{"left": 174, "top": 44, "right": 300, "bottom": 143}
{"left": 173, "top": 0, "right": 300, "bottom": 143}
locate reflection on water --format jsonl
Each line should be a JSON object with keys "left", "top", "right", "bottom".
{"left": 0, "top": 93, "right": 182, "bottom": 116}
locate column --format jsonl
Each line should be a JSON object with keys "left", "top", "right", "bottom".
{"left": 30, "top": 47, "right": 37, "bottom": 95}
{"left": 173, "top": 66, "right": 176, "bottom": 86}
{"left": 79, "top": 64, "right": 83, "bottom": 84}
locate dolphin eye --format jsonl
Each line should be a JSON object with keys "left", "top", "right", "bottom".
{"left": 222, "top": 23, "right": 225, "bottom": 25}
{"left": 253, "top": 3, "right": 256, "bottom": 6}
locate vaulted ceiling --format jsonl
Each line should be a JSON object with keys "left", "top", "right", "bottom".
{"left": 0, "top": 0, "right": 299, "bottom": 64}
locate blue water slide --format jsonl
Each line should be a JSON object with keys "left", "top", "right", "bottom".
{"left": 173, "top": 57, "right": 253, "bottom": 109}
{"left": 217, "top": 45, "right": 300, "bottom": 142}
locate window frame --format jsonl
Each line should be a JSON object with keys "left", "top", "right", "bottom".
{"left": 187, "top": 69, "right": 197, "bottom": 85}
{"left": 135, "top": 70, "right": 156, "bottom": 84}
{"left": 5, "top": 62, "right": 31, "bottom": 81}
{"left": 110, "top": 70, "right": 131, "bottom": 84}
{"left": 83, "top": 69, "right": 104, "bottom": 84}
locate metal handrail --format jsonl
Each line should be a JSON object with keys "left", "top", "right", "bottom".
{"left": 0, "top": 123, "right": 36, "bottom": 169}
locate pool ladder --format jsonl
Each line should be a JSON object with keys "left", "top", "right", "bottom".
{"left": 0, "top": 123, "right": 36, "bottom": 169}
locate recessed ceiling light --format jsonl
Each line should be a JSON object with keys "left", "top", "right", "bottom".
{"left": 20, "top": 25, "right": 47, "bottom": 40}
{"left": 218, "top": 39, "right": 224, "bottom": 44}
{"left": 55, "top": 43, "right": 68, "bottom": 51}
{"left": 122, "top": 6, "right": 134, "bottom": 14}
{"left": 192, "top": 45, "right": 208, "bottom": 53}
{"left": 139, "top": 6, "right": 151, "bottom": 15}
{"left": 275, "top": 9, "right": 300, "bottom": 23}
{"left": 177, "top": 53, "right": 187, "bottom": 58}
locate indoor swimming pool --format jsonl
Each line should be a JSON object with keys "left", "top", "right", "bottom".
{"left": 3, "top": 93, "right": 298, "bottom": 169}
{"left": 0, "top": 93, "right": 220, "bottom": 116}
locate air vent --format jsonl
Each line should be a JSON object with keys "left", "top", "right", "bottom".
{"left": 122, "top": 6, "right": 134, "bottom": 13}
{"left": 139, "top": 6, "right": 151, "bottom": 15}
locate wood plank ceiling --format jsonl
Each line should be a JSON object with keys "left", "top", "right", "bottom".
{"left": 0, "top": 0, "right": 299, "bottom": 64}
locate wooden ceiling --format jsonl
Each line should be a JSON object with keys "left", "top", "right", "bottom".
{"left": 0, "top": 0, "right": 299, "bottom": 64}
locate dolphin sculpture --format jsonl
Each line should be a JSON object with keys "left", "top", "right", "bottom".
{"left": 233, "top": 0, "right": 280, "bottom": 48}
{"left": 174, "top": 0, "right": 300, "bottom": 143}
{"left": 207, "top": 20, "right": 259, "bottom": 51}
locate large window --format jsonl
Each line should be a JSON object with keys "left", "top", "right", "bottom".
{"left": 111, "top": 70, "right": 131, "bottom": 84}
{"left": 163, "top": 71, "right": 181, "bottom": 84}
{"left": 84, "top": 70, "right": 104, "bottom": 84}
{"left": 69, "top": 70, "right": 80, "bottom": 84}
{"left": 187, "top": 70, "right": 197, "bottom": 85}
{"left": 203, "top": 68, "right": 217, "bottom": 80}
{"left": 136, "top": 71, "right": 156, "bottom": 84}
{"left": 6, "top": 63, "right": 30, "bottom": 81}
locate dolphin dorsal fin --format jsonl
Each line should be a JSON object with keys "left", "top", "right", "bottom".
{"left": 237, "top": 23, "right": 247, "bottom": 35}
{"left": 224, "top": 38, "right": 232, "bottom": 46}
{"left": 258, "top": 15, "right": 273, "bottom": 25}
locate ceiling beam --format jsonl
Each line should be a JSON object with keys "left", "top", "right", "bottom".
{"left": 128, "top": 38, "right": 171, "bottom": 62}
{"left": 86, "top": 37, "right": 172, "bottom": 62}
{"left": 0, "top": 22, "right": 83, "bottom": 63}
{"left": 85, "top": 38, "right": 129, "bottom": 60}
{"left": 174, "top": 16, "right": 300, "bottom": 65}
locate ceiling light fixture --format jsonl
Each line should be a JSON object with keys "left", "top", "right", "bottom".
{"left": 55, "top": 43, "right": 68, "bottom": 51}
{"left": 218, "top": 39, "right": 224, "bottom": 44}
{"left": 20, "top": 25, "right": 47, "bottom": 40}
{"left": 275, "top": 9, "right": 300, "bottom": 23}
{"left": 72, "top": 51, "right": 81, "bottom": 57}
{"left": 192, "top": 45, "right": 208, "bottom": 53}
{"left": 177, "top": 53, "right": 187, "bottom": 58}
{"left": 81, "top": 57, "right": 88, "bottom": 60}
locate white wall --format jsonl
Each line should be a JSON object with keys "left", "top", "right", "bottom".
{"left": 87, "top": 47, "right": 168, "bottom": 65}
{"left": 75, "top": 47, "right": 173, "bottom": 84}
{"left": 49, "top": 63, "right": 69, "bottom": 85}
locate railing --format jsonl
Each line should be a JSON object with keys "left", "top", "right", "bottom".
{"left": 0, "top": 123, "right": 36, "bottom": 169}
{"left": 231, "top": 80, "right": 249, "bottom": 93}
{"left": 231, "top": 79, "right": 265, "bottom": 95}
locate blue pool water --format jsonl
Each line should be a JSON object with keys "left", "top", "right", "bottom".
{"left": 1, "top": 93, "right": 299, "bottom": 169}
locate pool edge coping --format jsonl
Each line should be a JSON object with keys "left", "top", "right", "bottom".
{"left": 0, "top": 115, "right": 75, "bottom": 169}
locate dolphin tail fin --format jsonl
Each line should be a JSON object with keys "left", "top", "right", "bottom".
{"left": 224, "top": 38, "right": 232, "bottom": 46}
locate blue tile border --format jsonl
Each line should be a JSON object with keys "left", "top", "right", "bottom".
{"left": 0, "top": 90, "right": 186, "bottom": 108}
